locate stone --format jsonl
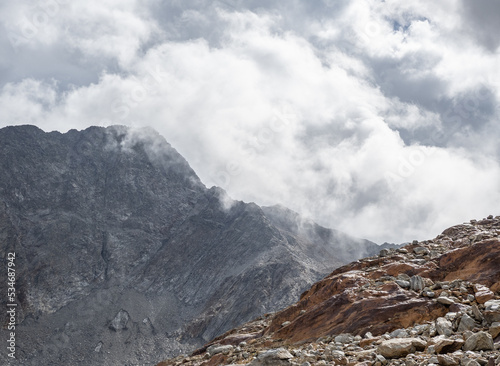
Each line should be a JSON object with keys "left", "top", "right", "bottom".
{"left": 413, "top": 246, "right": 430, "bottom": 256}
{"left": 410, "top": 275, "right": 426, "bottom": 292}
{"left": 457, "top": 314, "right": 477, "bottom": 332}
{"left": 109, "top": 310, "right": 130, "bottom": 331}
{"left": 396, "top": 280, "right": 410, "bottom": 289}
{"left": 472, "top": 304, "right": 484, "bottom": 321}
{"left": 377, "top": 338, "right": 426, "bottom": 358}
{"left": 379, "top": 248, "right": 390, "bottom": 257}
{"left": 437, "top": 297, "right": 455, "bottom": 305}
{"left": 436, "top": 317, "right": 454, "bottom": 337}
{"left": 207, "top": 345, "right": 234, "bottom": 356}
{"left": 463, "top": 360, "right": 480, "bottom": 366}
{"left": 483, "top": 311, "right": 500, "bottom": 324}
{"left": 389, "top": 329, "right": 409, "bottom": 338}
{"left": 474, "top": 284, "right": 494, "bottom": 304}
{"left": 437, "top": 354, "right": 459, "bottom": 366}
{"left": 250, "top": 348, "right": 293, "bottom": 366}
{"left": 334, "top": 334, "right": 354, "bottom": 344}
{"left": 462, "top": 331, "right": 494, "bottom": 351}
{"left": 484, "top": 300, "right": 500, "bottom": 311}
{"left": 431, "top": 336, "right": 464, "bottom": 354}
{"left": 489, "top": 322, "right": 500, "bottom": 338}
{"left": 429, "top": 356, "right": 439, "bottom": 363}
{"left": 375, "top": 354, "right": 387, "bottom": 364}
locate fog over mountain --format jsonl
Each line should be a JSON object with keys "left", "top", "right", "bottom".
{"left": 0, "top": 125, "right": 388, "bottom": 366}
{"left": 1, "top": 1, "right": 499, "bottom": 243}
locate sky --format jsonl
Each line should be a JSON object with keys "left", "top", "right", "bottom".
{"left": 0, "top": 0, "right": 499, "bottom": 244}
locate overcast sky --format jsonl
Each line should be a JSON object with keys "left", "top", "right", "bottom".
{"left": 1, "top": 0, "right": 499, "bottom": 243}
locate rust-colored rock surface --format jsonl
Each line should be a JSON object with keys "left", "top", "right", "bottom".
{"left": 263, "top": 220, "right": 500, "bottom": 345}
{"left": 157, "top": 216, "right": 500, "bottom": 366}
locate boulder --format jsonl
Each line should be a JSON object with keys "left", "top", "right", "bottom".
{"left": 462, "top": 331, "right": 494, "bottom": 351}
{"left": 457, "top": 314, "right": 476, "bottom": 332}
{"left": 437, "top": 354, "right": 459, "bottom": 366}
{"left": 377, "top": 338, "right": 426, "bottom": 358}
{"left": 250, "top": 348, "right": 293, "bottom": 366}
{"left": 436, "top": 317, "right": 453, "bottom": 337}
{"left": 437, "top": 297, "right": 455, "bottom": 305}
{"left": 410, "top": 275, "right": 425, "bottom": 292}
{"left": 207, "top": 345, "right": 234, "bottom": 357}
{"left": 109, "top": 310, "right": 130, "bottom": 331}
{"left": 489, "top": 322, "right": 500, "bottom": 339}
{"left": 431, "top": 336, "right": 464, "bottom": 354}
{"left": 474, "top": 285, "right": 494, "bottom": 304}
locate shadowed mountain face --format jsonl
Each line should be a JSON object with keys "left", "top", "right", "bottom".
{"left": 0, "top": 125, "right": 380, "bottom": 366}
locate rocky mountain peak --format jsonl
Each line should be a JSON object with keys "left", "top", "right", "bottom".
{"left": 0, "top": 125, "right": 384, "bottom": 366}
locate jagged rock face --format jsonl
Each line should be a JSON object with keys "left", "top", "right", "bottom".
{"left": 162, "top": 217, "right": 500, "bottom": 366}
{"left": 0, "top": 125, "right": 379, "bottom": 366}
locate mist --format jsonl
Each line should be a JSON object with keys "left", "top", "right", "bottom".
{"left": 1, "top": 0, "right": 499, "bottom": 243}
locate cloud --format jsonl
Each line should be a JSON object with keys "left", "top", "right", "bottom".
{"left": 0, "top": 0, "right": 499, "bottom": 243}
{"left": 461, "top": 0, "right": 500, "bottom": 51}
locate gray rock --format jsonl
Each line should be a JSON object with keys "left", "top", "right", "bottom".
{"left": 334, "top": 334, "right": 354, "bottom": 344}
{"left": 0, "top": 125, "right": 382, "bottom": 366}
{"left": 109, "top": 310, "right": 129, "bottom": 331}
{"left": 437, "top": 296, "right": 455, "bottom": 305}
{"left": 457, "top": 314, "right": 476, "bottom": 332}
{"left": 462, "top": 360, "right": 480, "bottom": 366}
{"left": 437, "top": 354, "right": 459, "bottom": 366}
{"left": 250, "top": 348, "right": 293, "bottom": 365}
{"left": 379, "top": 248, "right": 390, "bottom": 257}
{"left": 410, "top": 275, "right": 425, "bottom": 292}
{"left": 377, "top": 338, "right": 427, "bottom": 358}
{"left": 376, "top": 354, "right": 388, "bottom": 364}
{"left": 389, "top": 329, "right": 409, "bottom": 338}
{"left": 396, "top": 280, "right": 410, "bottom": 289}
{"left": 207, "top": 344, "right": 234, "bottom": 356}
{"left": 462, "top": 331, "right": 494, "bottom": 351}
{"left": 435, "top": 317, "right": 454, "bottom": 336}
{"left": 472, "top": 304, "right": 484, "bottom": 321}
{"left": 413, "top": 246, "right": 430, "bottom": 255}
{"left": 485, "top": 300, "right": 500, "bottom": 311}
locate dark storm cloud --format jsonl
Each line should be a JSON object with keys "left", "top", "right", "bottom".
{"left": 461, "top": 0, "right": 500, "bottom": 51}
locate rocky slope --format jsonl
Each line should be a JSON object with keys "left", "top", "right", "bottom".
{"left": 158, "top": 216, "right": 500, "bottom": 366}
{"left": 0, "top": 125, "right": 382, "bottom": 366}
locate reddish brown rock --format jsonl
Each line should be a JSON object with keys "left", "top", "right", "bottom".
{"left": 359, "top": 336, "right": 381, "bottom": 348}
{"left": 268, "top": 281, "right": 446, "bottom": 343}
{"left": 199, "top": 354, "right": 228, "bottom": 366}
{"left": 155, "top": 217, "right": 500, "bottom": 366}
{"left": 430, "top": 336, "right": 464, "bottom": 354}
{"left": 434, "top": 239, "right": 500, "bottom": 288}
{"left": 474, "top": 284, "right": 495, "bottom": 304}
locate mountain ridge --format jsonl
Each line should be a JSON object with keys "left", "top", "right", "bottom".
{"left": 0, "top": 124, "right": 384, "bottom": 366}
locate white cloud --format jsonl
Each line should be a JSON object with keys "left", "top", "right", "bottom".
{"left": 0, "top": 0, "right": 499, "bottom": 243}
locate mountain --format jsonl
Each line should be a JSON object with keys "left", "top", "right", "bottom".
{"left": 159, "top": 216, "right": 500, "bottom": 366}
{"left": 0, "top": 125, "right": 382, "bottom": 366}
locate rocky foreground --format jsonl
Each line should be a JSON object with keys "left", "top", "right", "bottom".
{"left": 157, "top": 216, "right": 500, "bottom": 366}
